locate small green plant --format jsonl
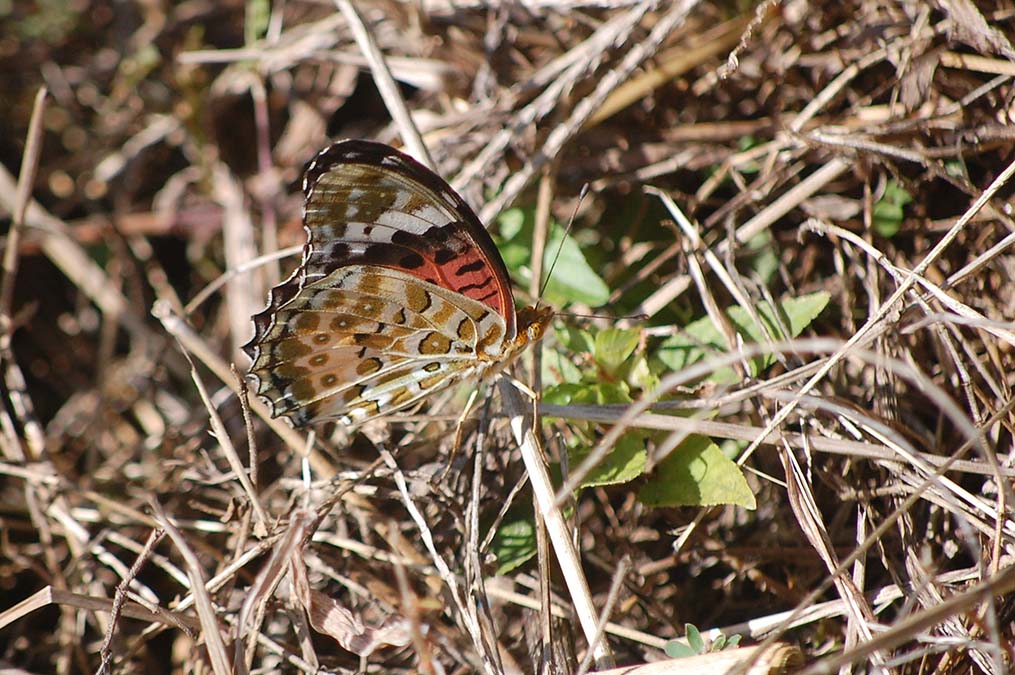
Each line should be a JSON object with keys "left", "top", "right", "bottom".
{"left": 872, "top": 179, "right": 913, "bottom": 238}
{"left": 664, "top": 624, "right": 743, "bottom": 658}
{"left": 488, "top": 205, "right": 829, "bottom": 571}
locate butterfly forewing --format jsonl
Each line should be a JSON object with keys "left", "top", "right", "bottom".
{"left": 244, "top": 140, "right": 539, "bottom": 427}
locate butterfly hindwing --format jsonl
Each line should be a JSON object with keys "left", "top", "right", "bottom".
{"left": 247, "top": 265, "right": 506, "bottom": 424}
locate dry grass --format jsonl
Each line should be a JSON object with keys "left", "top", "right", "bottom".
{"left": 2, "top": 1, "right": 1015, "bottom": 673}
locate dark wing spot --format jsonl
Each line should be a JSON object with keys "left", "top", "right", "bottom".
{"left": 399, "top": 252, "right": 425, "bottom": 269}
{"left": 455, "top": 259, "right": 486, "bottom": 276}
{"left": 475, "top": 287, "right": 498, "bottom": 303}
{"left": 458, "top": 275, "right": 493, "bottom": 293}
{"left": 435, "top": 248, "right": 456, "bottom": 264}
{"left": 391, "top": 230, "right": 420, "bottom": 247}
{"left": 328, "top": 242, "right": 351, "bottom": 261}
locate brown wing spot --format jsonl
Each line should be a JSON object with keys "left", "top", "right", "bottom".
{"left": 321, "top": 373, "right": 338, "bottom": 387}
{"left": 295, "top": 313, "right": 321, "bottom": 331}
{"left": 313, "top": 334, "right": 330, "bottom": 345}
{"left": 310, "top": 354, "right": 329, "bottom": 367}
{"left": 390, "top": 388, "right": 416, "bottom": 407}
{"left": 274, "top": 362, "right": 310, "bottom": 380}
{"left": 429, "top": 300, "right": 457, "bottom": 327}
{"left": 356, "top": 271, "right": 384, "bottom": 295}
{"left": 357, "top": 399, "right": 381, "bottom": 417}
{"left": 276, "top": 338, "right": 313, "bottom": 360}
{"left": 420, "top": 373, "right": 446, "bottom": 390}
{"left": 423, "top": 362, "right": 442, "bottom": 373}
{"left": 406, "top": 285, "right": 432, "bottom": 313}
{"left": 289, "top": 378, "right": 316, "bottom": 402}
{"left": 457, "top": 317, "right": 475, "bottom": 342}
{"left": 356, "top": 357, "right": 383, "bottom": 376}
{"left": 354, "top": 333, "right": 394, "bottom": 350}
{"left": 394, "top": 308, "right": 407, "bottom": 325}
{"left": 476, "top": 321, "right": 505, "bottom": 354}
{"left": 419, "top": 332, "right": 452, "bottom": 355}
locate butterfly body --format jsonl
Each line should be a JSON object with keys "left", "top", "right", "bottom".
{"left": 244, "top": 140, "right": 551, "bottom": 427}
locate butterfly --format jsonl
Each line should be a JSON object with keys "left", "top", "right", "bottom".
{"left": 244, "top": 140, "right": 553, "bottom": 427}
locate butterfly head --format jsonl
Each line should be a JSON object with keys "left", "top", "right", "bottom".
{"left": 515, "top": 305, "right": 555, "bottom": 347}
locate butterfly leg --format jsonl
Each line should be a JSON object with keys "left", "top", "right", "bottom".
{"left": 438, "top": 387, "right": 480, "bottom": 482}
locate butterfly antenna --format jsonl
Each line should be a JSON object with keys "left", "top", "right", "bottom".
{"left": 538, "top": 183, "right": 589, "bottom": 304}
{"left": 565, "top": 311, "right": 650, "bottom": 322}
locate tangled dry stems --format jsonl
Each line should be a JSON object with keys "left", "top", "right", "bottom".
{"left": 1, "top": 1, "right": 1015, "bottom": 673}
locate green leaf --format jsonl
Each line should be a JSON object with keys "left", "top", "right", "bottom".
{"left": 568, "top": 432, "right": 647, "bottom": 488}
{"left": 544, "top": 381, "right": 632, "bottom": 406}
{"left": 490, "top": 506, "right": 537, "bottom": 574}
{"left": 541, "top": 347, "right": 583, "bottom": 385}
{"left": 498, "top": 207, "right": 526, "bottom": 239}
{"left": 495, "top": 208, "right": 533, "bottom": 273}
{"left": 544, "top": 383, "right": 646, "bottom": 488}
{"left": 746, "top": 231, "right": 779, "bottom": 285}
{"left": 495, "top": 211, "right": 608, "bottom": 307}
{"left": 638, "top": 435, "right": 756, "bottom": 509}
{"left": 627, "top": 353, "right": 660, "bottom": 392}
{"left": 656, "top": 291, "right": 829, "bottom": 384}
{"left": 873, "top": 180, "right": 913, "bottom": 238}
{"left": 541, "top": 227, "right": 610, "bottom": 306}
{"left": 543, "top": 382, "right": 587, "bottom": 406}
{"left": 685, "top": 624, "right": 705, "bottom": 654}
{"left": 557, "top": 324, "right": 596, "bottom": 355}
{"left": 664, "top": 640, "right": 698, "bottom": 659}
{"left": 593, "top": 328, "right": 641, "bottom": 374}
